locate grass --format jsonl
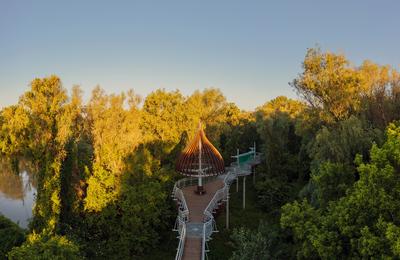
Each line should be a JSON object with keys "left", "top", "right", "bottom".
{"left": 207, "top": 174, "right": 271, "bottom": 260}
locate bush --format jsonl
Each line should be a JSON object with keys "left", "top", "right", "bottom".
{"left": 8, "top": 232, "right": 83, "bottom": 260}
{"left": 0, "top": 215, "right": 26, "bottom": 259}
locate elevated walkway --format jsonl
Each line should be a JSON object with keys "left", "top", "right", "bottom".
{"left": 172, "top": 150, "right": 261, "bottom": 260}
{"left": 181, "top": 179, "right": 224, "bottom": 259}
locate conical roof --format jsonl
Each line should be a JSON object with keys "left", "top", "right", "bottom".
{"left": 176, "top": 124, "right": 225, "bottom": 177}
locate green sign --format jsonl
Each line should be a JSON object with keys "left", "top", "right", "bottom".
{"left": 237, "top": 151, "right": 254, "bottom": 166}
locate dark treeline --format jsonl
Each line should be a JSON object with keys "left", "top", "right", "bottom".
{"left": 1, "top": 47, "right": 400, "bottom": 259}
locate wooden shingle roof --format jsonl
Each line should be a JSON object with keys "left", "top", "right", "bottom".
{"left": 176, "top": 124, "right": 224, "bottom": 176}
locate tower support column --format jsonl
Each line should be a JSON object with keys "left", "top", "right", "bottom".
{"left": 196, "top": 137, "right": 205, "bottom": 194}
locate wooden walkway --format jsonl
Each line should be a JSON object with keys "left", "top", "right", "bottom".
{"left": 181, "top": 178, "right": 225, "bottom": 260}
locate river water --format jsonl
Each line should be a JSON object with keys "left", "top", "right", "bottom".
{"left": 0, "top": 161, "right": 36, "bottom": 229}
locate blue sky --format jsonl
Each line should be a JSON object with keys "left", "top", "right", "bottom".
{"left": 1, "top": 1, "right": 399, "bottom": 110}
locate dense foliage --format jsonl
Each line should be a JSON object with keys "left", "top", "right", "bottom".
{"left": 2, "top": 47, "right": 400, "bottom": 259}
{"left": 0, "top": 80, "right": 253, "bottom": 258}
{"left": 0, "top": 215, "right": 26, "bottom": 259}
{"left": 8, "top": 233, "right": 82, "bottom": 260}
{"left": 230, "top": 48, "right": 400, "bottom": 259}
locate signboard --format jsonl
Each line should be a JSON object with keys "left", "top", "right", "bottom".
{"left": 238, "top": 151, "right": 254, "bottom": 165}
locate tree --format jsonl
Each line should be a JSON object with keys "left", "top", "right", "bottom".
{"left": 220, "top": 110, "right": 260, "bottom": 164}
{"left": 85, "top": 87, "right": 142, "bottom": 212}
{"left": 81, "top": 175, "right": 170, "bottom": 258}
{"left": 8, "top": 232, "right": 82, "bottom": 260}
{"left": 281, "top": 123, "right": 400, "bottom": 258}
{"left": 141, "top": 89, "right": 187, "bottom": 145}
{"left": 301, "top": 116, "right": 383, "bottom": 207}
{"left": 0, "top": 105, "right": 30, "bottom": 171}
{"left": 359, "top": 61, "right": 400, "bottom": 128}
{"left": 185, "top": 88, "right": 231, "bottom": 147}
{"left": 291, "top": 48, "right": 364, "bottom": 123}
{"left": 0, "top": 215, "right": 26, "bottom": 259}
{"left": 58, "top": 86, "right": 92, "bottom": 224}
{"left": 254, "top": 97, "right": 305, "bottom": 211}
{"left": 0, "top": 105, "right": 30, "bottom": 156}
{"left": 230, "top": 222, "right": 293, "bottom": 260}
{"left": 16, "top": 76, "right": 74, "bottom": 233}
{"left": 79, "top": 87, "right": 173, "bottom": 258}
{"left": 256, "top": 96, "right": 305, "bottom": 178}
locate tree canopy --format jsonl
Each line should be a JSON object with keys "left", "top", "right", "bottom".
{"left": 1, "top": 47, "right": 400, "bottom": 259}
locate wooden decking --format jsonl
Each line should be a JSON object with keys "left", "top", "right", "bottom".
{"left": 182, "top": 238, "right": 201, "bottom": 260}
{"left": 181, "top": 178, "right": 225, "bottom": 260}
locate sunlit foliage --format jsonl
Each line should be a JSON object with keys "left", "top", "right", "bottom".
{"left": 8, "top": 232, "right": 82, "bottom": 260}
{"left": 291, "top": 48, "right": 364, "bottom": 122}
{"left": 2, "top": 47, "right": 400, "bottom": 259}
{"left": 85, "top": 87, "right": 142, "bottom": 211}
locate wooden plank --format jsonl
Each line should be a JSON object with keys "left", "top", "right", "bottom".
{"left": 181, "top": 179, "right": 224, "bottom": 259}
{"left": 182, "top": 238, "right": 201, "bottom": 260}
{"left": 183, "top": 179, "right": 224, "bottom": 222}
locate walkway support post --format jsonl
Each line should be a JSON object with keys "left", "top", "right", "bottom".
{"left": 252, "top": 142, "right": 256, "bottom": 185}
{"left": 243, "top": 176, "right": 246, "bottom": 209}
{"left": 226, "top": 193, "right": 230, "bottom": 229}
{"left": 236, "top": 148, "right": 239, "bottom": 192}
{"left": 253, "top": 166, "right": 255, "bottom": 185}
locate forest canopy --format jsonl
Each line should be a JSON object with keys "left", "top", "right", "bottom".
{"left": 1, "top": 47, "right": 400, "bottom": 259}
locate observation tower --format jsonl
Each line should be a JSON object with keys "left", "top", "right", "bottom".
{"left": 176, "top": 123, "right": 225, "bottom": 194}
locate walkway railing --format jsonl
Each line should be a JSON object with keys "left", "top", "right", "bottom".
{"left": 200, "top": 153, "right": 261, "bottom": 259}
{"left": 173, "top": 151, "right": 262, "bottom": 260}
{"left": 172, "top": 178, "right": 192, "bottom": 260}
{"left": 175, "top": 220, "right": 186, "bottom": 260}
{"left": 173, "top": 185, "right": 189, "bottom": 225}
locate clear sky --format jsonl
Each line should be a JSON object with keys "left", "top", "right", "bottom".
{"left": 1, "top": 1, "right": 399, "bottom": 110}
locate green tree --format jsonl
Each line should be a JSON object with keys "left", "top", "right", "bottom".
{"left": 16, "top": 76, "right": 76, "bottom": 233}
{"left": 8, "top": 233, "right": 82, "bottom": 260}
{"left": 0, "top": 105, "right": 30, "bottom": 156}
{"left": 141, "top": 89, "right": 187, "bottom": 145}
{"left": 282, "top": 123, "right": 400, "bottom": 258}
{"left": 230, "top": 222, "right": 292, "bottom": 260}
{"left": 85, "top": 87, "right": 142, "bottom": 212}
{"left": 220, "top": 110, "right": 260, "bottom": 164}
{"left": 303, "top": 116, "right": 383, "bottom": 207}
{"left": 79, "top": 87, "right": 172, "bottom": 258}
{"left": 255, "top": 96, "right": 305, "bottom": 210}
{"left": 186, "top": 88, "right": 232, "bottom": 147}
{"left": 81, "top": 175, "right": 169, "bottom": 258}
{"left": 256, "top": 96, "right": 305, "bottom": 178}
{"left": 0, "top": 215, "right": 26, "bottom": 259}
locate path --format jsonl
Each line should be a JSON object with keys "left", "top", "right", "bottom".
{"left": 181, "top": 178, "right": 224, "bottom": 260}
{"left": 172, "top": 148, "right": 261, "bottom": 260}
